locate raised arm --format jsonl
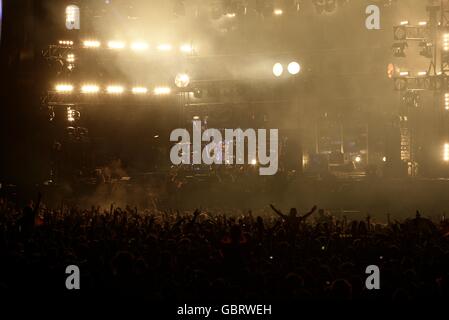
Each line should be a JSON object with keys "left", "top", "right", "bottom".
{"left": 270, "top": 204, "right": 287, "bottom": 220}
{"left": 300, "top": 205, "right": 318, "bottom": 221}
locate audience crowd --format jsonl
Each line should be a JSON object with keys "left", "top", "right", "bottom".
{"left": 0, "top": 195, "right": 448, "bottom": 302}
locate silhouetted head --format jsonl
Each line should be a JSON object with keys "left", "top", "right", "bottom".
{"left": 289, "top": 208, "right": 298, "bottom": 217}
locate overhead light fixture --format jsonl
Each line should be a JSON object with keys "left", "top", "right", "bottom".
{"left": 66, "top": 53, "right": 75, "bottom": 63}
{"left": 273, "top": 9, "right": 283, "bottom": 16}
{"left": 132, "top": 87, "right": 148, "bottom": 94}
{"left": 55, "top": 84, "right": 74, "bottom": 93}
{"left": 287, "top": 61, "right": 301, "bottom": 75}
{"left": 59, "top": 40, "right": 74, "bottom": 46}
{"left": 83, "top": 40, "right": 101, "bottom": 48}
{"left": 273, "top": 63, "right": 283, "bottom": 77}
{"left": 175, "top": 73, "right": 190, "bottom": 88}
{"left": 154, "top": 87, "right": 171, "bottom": 95}
{"left": 81, "top": 84, "right": 100, "bottom": 94}
{"left": 67, "top": 107, "right": 76, "bottom": 122}
{"left": 106, "top": 85, "right": 125, "bottom": 94}
{"left": 444, "top": 143, "right": 449, "bottom": 162}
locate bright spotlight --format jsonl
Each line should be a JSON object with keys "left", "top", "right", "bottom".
{"left": 251, "top": 159, "right": 257, "bottom": 165}
{"left": 55, "top": 84, "right": 74, "bottom": 93}
{"left": 67, "top": 107, "right": 76, "bottom": 122}
{"left": 108, "top": 41, "right": 126, "bottom": 49}
{"left": 132, "top": 87, "right": 148, "bottom": 94}
{"left": 83, "top": 40, "right": 101, "bottom": 48}
{"left": 180, "top": 44, "right": 193, "bottom": 54}
{"left": 273, "top": 63, "right": 283, "bottom": 77}
{"left": 154, "top": 87, "right": 171, "bottom": 95}
{"left": 355, "top": 156, "right": 362, "bottom": 163}
{"left": 445, "top": 143, "right": 449, "bottom": 162}
{"left": 443, "top": 34, "right": 449, "bottom": 51}
{"left": 106, "top": 85, "right": 124, "bottom": 94}
{"left": 175, "top": 73, "right": 190, "bottom": 88}
{"left": 59, "top": 40, "right": 74, "bottom": 46}
{"left": 288, "top": 62, "right": 301, "bottom": 75}
{"left": 131, "top": 42, "right": 149, "bottom": 51}
{"left": 274, "top": 9, "right": 283, "bottom": 16}
{"left": 81, "top": 84, "right": 100, "bottom": 94}
{"left": 382, "top": 156, "right": 387, "bottom": 162}
{"left": 226, "top": 13, "right": 236, "bottom": 18}
{"left": 157, "top": 44, "right": 172, "bottom": 52}
{"left": 66, "top": 54, "right": 75, "bottom": 63}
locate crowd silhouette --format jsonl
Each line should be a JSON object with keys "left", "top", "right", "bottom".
{"left": 0, "top": 194, "right": 448, "bottom": 302}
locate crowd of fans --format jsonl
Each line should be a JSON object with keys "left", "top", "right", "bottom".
{"left": 0, "top": 194, "right": 448, "bottom": 302}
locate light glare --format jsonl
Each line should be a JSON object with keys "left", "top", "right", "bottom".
{"left": 108, "top": 41, "right": 126, "bottom": 49}
{"left": 131, "top": 42, "right": 149, "bottom": 51}
{"left": 55, "top": 84, "right": 73, "bottom": 93}
{"left": 83, "top": 40, "right": 101, "bottom": 48}
{"left": 154, "top": 87, "right": 171, "bottom": 95}
{"left": 288, "top": 62, "right": 301, "bottom": 75}
{"left": 157, "top": 44, "right": 172, "bottom": 52}
{"left": 106, "top": 85, "right": 124, "bottom": 94}
{"left": 132, "top": 87, "right": 148, "bottom": 94}
{"left": 273, "top": 63, "right": 283, "bottom": 77}
{"left": 81, "top": 84, "right": 100, "bottom": 94}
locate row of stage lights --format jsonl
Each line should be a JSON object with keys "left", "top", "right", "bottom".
{"left": 58, "top": 40, "right": 195, "bottom": 54}
{"left": 392, "top": 20, "right": 449, "bottom": 59}
{"left": 55, "top": 84, "right": 174, "bottom": 96}
{"left": 54, "top": 72, "right": 191, "bottom": 95}
{"left": 273, "top": 62, "right": 301, "bottom": 77}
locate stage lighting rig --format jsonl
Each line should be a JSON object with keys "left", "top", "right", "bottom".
{"left": 59, "top": 40, "right": 74, "bottom": 48}
{"left": 175, "top": 73, "right": 191, "bottom": 88}
{"left": 55, "top": 84, "right": 74, "bottom": 93}
{"left": 67, "top": 107, "right": 80, "bottom": 123}
{"left": 312, "top": 0, "right": 337, "bottom": 14}
{"left": 419, "top": 41, "right": 433, "bottom": 58}
{"left": 392, "top": 42, "right": 407, "bottom": 58}
{"left": 402, "top": 90, "right": 420, "bottom": 108}
{"left": 393, "top": 21, "right": 429, "bottom": 42}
